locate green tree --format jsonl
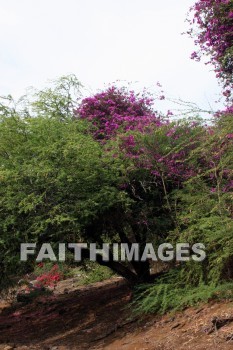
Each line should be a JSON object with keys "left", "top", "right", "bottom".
{"left": 0, "top": 77, "right": 171, "bottom": 286}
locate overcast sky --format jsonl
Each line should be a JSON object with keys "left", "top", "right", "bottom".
{"left": 0, "top": 0, "right": 225, "bottom": 115}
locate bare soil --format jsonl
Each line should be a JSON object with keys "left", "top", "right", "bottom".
{"left": 0, "top": 277, "right": 233, "bottom": 350}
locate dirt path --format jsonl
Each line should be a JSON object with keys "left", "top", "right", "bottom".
{"left": 0, "top": 278, "right": 233, "bottom": 350}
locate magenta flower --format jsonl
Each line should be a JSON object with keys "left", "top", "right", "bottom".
{"left": 226, "top": 133, "right": 233, "bottom": 139}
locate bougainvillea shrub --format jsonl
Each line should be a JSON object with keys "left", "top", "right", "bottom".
{"left": 75, "top": 86, "right": 162, "bottom": 140}
{"left": 118, "top": 122, "right": 202, "bottom": 185}
{"left": 187, "top": 0, "right": 233, "bottom": 101}
{"left": 76, "top": 85, "right": 203, "bottom": 187}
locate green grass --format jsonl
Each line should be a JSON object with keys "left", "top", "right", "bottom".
{"left": 132, "top": 272, "right": 233, "bottom": 315}
{"left": 77, "top": 262, "right": 115, "bottom": 285}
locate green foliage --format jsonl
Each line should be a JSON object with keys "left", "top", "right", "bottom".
{"left": 133, "top": 113, "right": 233, "bottom": 315}
{"left": 169, "top": 114, "right": 233, "bottom": 284}
{"left": 0, "top": 75, "right": 232, "bottom": 306}
{"left": 0, "top": 78, "right": 133, "bottom": 286}
{"left": 78, "top": 261, "right": 115, "bottom": 285}
{"left": 0, "top": 112, "right": 128, "bottom": 284}
{"left": 133, "top": 270, "right": 233, "bottom": 315}
{"left": 31, "top": 74, "right": 82, "bottom": 120}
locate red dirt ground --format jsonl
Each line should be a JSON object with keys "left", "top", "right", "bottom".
{"left": 0, "top": 277, "right": 233, "bottom": 350}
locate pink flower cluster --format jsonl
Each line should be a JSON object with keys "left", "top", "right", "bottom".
{"left": 75, "top": 84, "right": 232, "bottom": 195}
{"left": 75, "top": 86, "right": 162, "bottom": 140}
{"left": 188, "top": 0, "right": 233, "bottom": 101}
{"left": 215, "top": 104, "right": 233, "bottom": 116}
{"left": 116, "top": 124, "right": 198, "bottom": 187}
{"left": 35, "top": 264, "right": 63, "bottom": 288}
{"left": 75, "top": 86, "right": 200, "bottom": 185}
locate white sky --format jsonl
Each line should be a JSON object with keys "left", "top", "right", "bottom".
{"left": 0, "top": 0, "right": 225, "bottom": 115}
